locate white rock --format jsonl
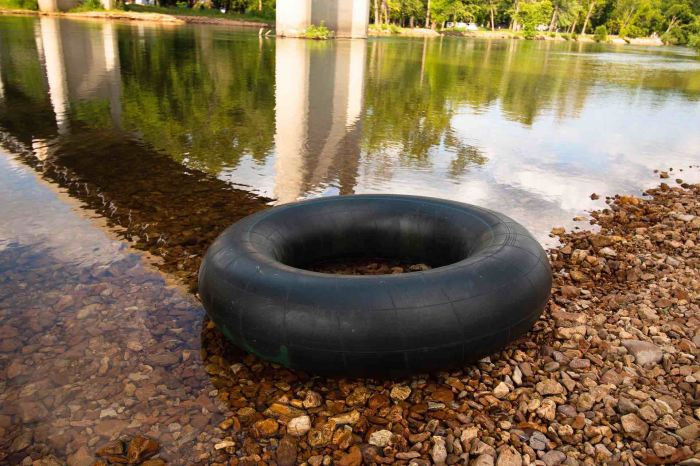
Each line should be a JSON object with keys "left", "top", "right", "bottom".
{"left": 214, "top": 439, "right": 235, "bottom": 450}
{"left": 287, "top": 415, "right": 311, "bottom": 437}
{"left": 369, "top": 429, "right": 393, "bottom": 447}
{"left": 493, "top": 382, "right": 510, "bottom": 399}
{"left": 390, "top": 385, "right": 411, "bottom": 401}
{"left": 431, "top": 436, "right": 447, "bottom": 464}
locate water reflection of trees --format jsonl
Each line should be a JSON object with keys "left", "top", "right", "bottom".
{"left": 118, "top": 27, "right": 276, "bottom": 174}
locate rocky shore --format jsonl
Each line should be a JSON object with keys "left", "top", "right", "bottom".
{"left": 2, "top": 164, "right": 698, "bottom": 466}
{"left": 194, "top": 181, "right": 700, "bottom": 466}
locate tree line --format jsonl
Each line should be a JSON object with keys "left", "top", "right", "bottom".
{"left": 377, "top": 0, "right": 699, "bottom": 44}
{"left": 191, "top": 0, "right": 699, "bottom": 46}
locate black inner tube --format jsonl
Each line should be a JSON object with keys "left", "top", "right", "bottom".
{"left": 258, "top": 204, "right": 494, "bottom": 271}
{"left": 199, "top": 195, "right": 551, "bottom": 377}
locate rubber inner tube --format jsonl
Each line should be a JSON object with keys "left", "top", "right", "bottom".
{"left": 199, "top": 195, "right": 551, "bottom": 377}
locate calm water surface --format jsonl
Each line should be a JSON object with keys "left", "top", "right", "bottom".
{"left": 0, "top": 16, "right": 699, "bottom": 243}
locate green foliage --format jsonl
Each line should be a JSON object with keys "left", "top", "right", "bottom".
{"left": 125, "top": 3, "right": 272, "bottom": 20}
{"left": 662, "top": 24, "right": 688, "bottom": 42}
{"left": 70, "top": 0, "right": 104, "bottom": 12}
{"left": 303, "top": 22, "right": 334, "bottom": 39}
{"left": 594, "top": 24, "right": 608, "bottom": 40}
{"left": 518, "top": 0, "right": 553, "bottom": 31}
{"left": 561, "top": 32, "right": 571, "bottom": 38}
{"left": 689, "top": 32, "right": 700, "bottom": 47}
{"left": 523, "top": 24, "right": 537, "bottom": 38}
{"left": 620, "top": 24, "right": 645, "bottom": 36}
{"left": 0, "top": 0, "right": 38, "bottom": 10}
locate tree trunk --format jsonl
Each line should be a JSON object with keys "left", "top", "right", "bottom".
{"left": 510, "top": 0, "right": 519, "bottom": 31}
{"left": 426, "top": 0, "right": 431, "bottom": 28}
{"left": 374, "top": 0, "right": 379, "bottom": 24}
{"left": 569, "top": 19, "right": 577, "bottom": 33}
{"left": 380, "top": 0, "right": 388, "bottom": 24}
{"left": 620, "top": 8, "right": 635, "bottom": 31}
{"left": 490, "top": 2, "right": 495, "bottom": 31}
{"left": 410, "top": 15, "right": 414, "bottom": 28}
{"left": 549, "top": 6, "right": 558, "bottom": 31}
{"left": 257, "top": 0, "right": 261, "bottom": 12}
{"left": 581, "top": 0, "right": 595, "bottom": 35}
{"left": 665, "top": 17, "right": 676, "bottom": 33}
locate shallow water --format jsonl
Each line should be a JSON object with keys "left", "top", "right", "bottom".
{"left": 0, "top": 151, "right": 227, "bottom": 464}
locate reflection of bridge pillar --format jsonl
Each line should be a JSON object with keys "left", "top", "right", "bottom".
{"left": 274, "top": 39, "right": 310, "bottom": 203}
{"left": 273, "top": 39, "right": 366, "bottom": 202}
{"left": 102, "top": 22, "right": 122, "bottom": 129}
{"left": 35, "top": 19, "right": 123, "bottom": 135}
{"left": 276, "top": 0, "right": 370, "bottom": 39}
{"left": 37, "top": 17, "right": 70, "bottom": 135}
{"left": 0, "top": 56, "right": 4, "bottom": 102}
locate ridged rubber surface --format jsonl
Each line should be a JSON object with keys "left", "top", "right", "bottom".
{"left": 198, "top": 195, "right": 552, "bottom": 377}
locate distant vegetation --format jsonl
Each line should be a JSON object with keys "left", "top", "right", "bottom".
{"left": 594, "top": 24, "right": 608, "bottom": 41}
{"left": 70, "top": 0, "right": 104, "bottom": 12}
{"left": 303, "top": 22, "right": 334, "bottom": 39}
{"left": 369, "top": 0, "right": 700, "bottom": 46}
{"left": 130, "top": 0, "right": 275, "bottom": 19}
{"left": 124, "top": 3, "right": 271, "bottom": 21}
{"left": 0, "top": 0, "right": 37, "bottom": 10}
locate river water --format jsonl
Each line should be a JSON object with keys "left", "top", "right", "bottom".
{"left": 0, "top": 15, "right": 699, "bottom": 464}
{"left": 1, "top": 16, "right": 699, "bottom": 243}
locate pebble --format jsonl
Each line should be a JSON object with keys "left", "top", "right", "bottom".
{"left": 621, "top": 413, "right": 649, "bottom": 441}
{"left": 542, "top": 450, "right": 567, "bottom": 466}
{"left": 430, "top": 436, "right": 447, "bottom": 464}
{"left": 535, "top": 379, "right": 565, "bottom": 396}
{"left": 496, "top": 447, "right": 522, "bottom": 466}
{"left": 287, "top": 415, "right": 311, "bottom": 437}
{"left": 369, "top": 430, "right": 393, "bottom": 447}
{"left": 472, "top": 454, "right": 495, "bottom": 466}
{"left": 390, "top": 385, "right": 412, "bottom": 401}
{"left": 493, "top": 382, "right": 510, "bottom": 399}
{"left": 621, "top": 339, "right": 663, "bottom": 365}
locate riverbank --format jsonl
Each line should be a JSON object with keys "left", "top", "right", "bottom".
{"left": 2, "top": 129, "right": 698, "bottom": 465}
{"left": 0, "top": 8, "right": 666, "bottom": 45}
{"left": 0, "top": 7, "right": 272, "bottom": 27}
{"left": 373, "top": 26, "right": 665, "bottom": 45}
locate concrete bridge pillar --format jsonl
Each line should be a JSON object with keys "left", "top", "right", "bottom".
{"left": 276, "top": 0, "right": 370, "bottom": 39}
